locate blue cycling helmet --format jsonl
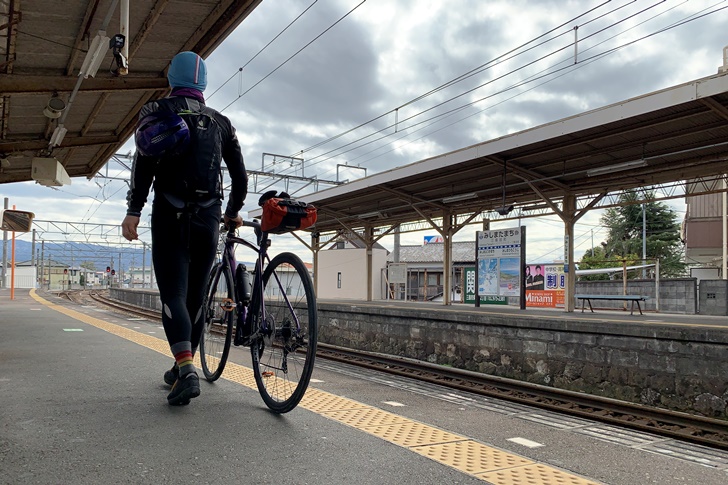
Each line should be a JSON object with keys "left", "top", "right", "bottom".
{"left": 134, "top": 110, "right": 190, "bottom": 157}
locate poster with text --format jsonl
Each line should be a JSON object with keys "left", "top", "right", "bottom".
{"left": 476, "top": 228, "right": 522, "bottom": 298}
{"left": 464, "top": 267, "right": 508, "bottom": 304}
{"left": 525, "top": 263, "right": 565, "bottom": 308}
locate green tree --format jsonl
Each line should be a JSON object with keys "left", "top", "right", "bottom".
{"left": 80, "top": 261, "right": 96, "bottom": 271}
{"left": 580, "top": 189, "right": 685, "bottom": 278}
{"left": 79, "top": 261, "right": 95, "bottom": 288}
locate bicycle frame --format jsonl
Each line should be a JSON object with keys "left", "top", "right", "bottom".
{"left": 214, "top": 220, "right": 303, "bottom": 346}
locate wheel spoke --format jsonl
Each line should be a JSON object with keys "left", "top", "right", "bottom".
{"left": 250, "top": 252, "right": 318, "bottom": 413}
{"left": 200, "top": 264, "right": 233, "bottom": 381}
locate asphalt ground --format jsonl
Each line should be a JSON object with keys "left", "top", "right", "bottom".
{"left": 2, "top": 288, "right": 727, "bottom": 485}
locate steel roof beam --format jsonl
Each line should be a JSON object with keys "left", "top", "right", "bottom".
{"left": 0, "top": 75, "right": 168, "bottom": 94}
{"left": 0, "top": 134, "right": 119, "bottom": 152}
{"left": 65, "top": 0, "right": 101, "bottom": 76}
{"left": 700, "top": 97, "right": 728, "bottom": 122}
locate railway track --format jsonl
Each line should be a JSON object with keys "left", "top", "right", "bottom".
{"left": 60, "top": 289, "right": 728, "bottom": 450}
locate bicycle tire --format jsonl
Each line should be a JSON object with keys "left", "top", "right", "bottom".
{"left": 199, "top": 262, "right": 234, "bottom": 381}
{"left": 249, "top": 252, "right": 318, "bottom": 413}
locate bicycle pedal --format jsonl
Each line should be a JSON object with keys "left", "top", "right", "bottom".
{"left": 219, "top": 298, "right": 235, "bottom": 312}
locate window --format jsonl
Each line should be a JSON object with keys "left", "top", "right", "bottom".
{"left": 427, "top": 273, "right": 439, "bottom": 286}
{"left": 337, "top": 272, "right": 341, "bottom": 289}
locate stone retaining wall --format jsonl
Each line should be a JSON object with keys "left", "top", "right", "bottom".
{"left": 111, "top": 288, "right": 728, "bottom": 418}
{"left": 318, "top": 302, "right": 728, "bottom": 419}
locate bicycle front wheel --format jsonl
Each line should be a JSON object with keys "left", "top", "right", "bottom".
{"left": 200, "top": 262, "right": 234, "bottom": 381}
{"left": 249, "top": 252, "right": 318, "bottom": 413}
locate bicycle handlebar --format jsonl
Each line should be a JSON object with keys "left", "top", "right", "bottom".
{"left": 220, "top": 217, "right": 261, "bottom": 232}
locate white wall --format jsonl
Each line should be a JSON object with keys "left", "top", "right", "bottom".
{"left": 3, "top": 265, "right": 36, "bottom": 288}
{"left": 318, "top": 248, "right": 387, "bottom": 300}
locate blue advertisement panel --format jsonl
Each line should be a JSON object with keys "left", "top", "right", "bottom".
{"left": 475, "top": 228, "right": 522, "bottom": 299}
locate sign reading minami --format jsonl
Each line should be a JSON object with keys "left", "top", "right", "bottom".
{"left": 525, "top": 264, "right": 566, "bottom": 308}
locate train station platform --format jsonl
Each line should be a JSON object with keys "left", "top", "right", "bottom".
{"left": 2, "top": 287, "right": 728, "bottom": 484}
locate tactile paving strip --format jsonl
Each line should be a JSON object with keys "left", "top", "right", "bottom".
{"left": 216, "top": 361, "right": 258, "bottom": 387}
{"left": 321, "top": 407, "right": 411, "bottom": 427}
{"left": 299, "top": 389, "right": 370, "bottom": 412}
{"left": 479, "top": 464, "right": 602, "bottom": 485}
{"left": 357, "top": 421, "right": 465, "bottom": 447}
{"left": 411, "top": 440, "right": 532, "bottom": 475}
{"left": 31, "top": 290, "right": 604, "bottom": 484}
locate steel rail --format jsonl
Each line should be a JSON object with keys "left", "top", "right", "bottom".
{"left": 74, "top": 290, "right": 728, "bottom": 449}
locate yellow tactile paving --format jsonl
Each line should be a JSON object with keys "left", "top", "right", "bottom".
{"left": 30, "top": 289, "right": 604, "bottom": 484}
{"left": 320, "top": 407, "right": 412, "bottom": 427}
{"left": 358, "top": 421, "right": 465, "bottom": 447}
{"left": 479, "top": 464, "right": 602, "bottom": 485}
{"left": 299, "top": 388, "right": 370, "bottom": 412}
{"left": 411, "top": 440, "right": 533, "bottom": 475}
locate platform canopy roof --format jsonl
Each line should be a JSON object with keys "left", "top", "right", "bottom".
{"left": 0, "top": 0, "right": 261, "bottom": 185}
{"left": 285, "top": 71, "right": 728, "bottom": 236}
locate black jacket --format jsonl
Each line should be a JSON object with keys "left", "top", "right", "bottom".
{"left": 126, "top": 95, "right": 247, "bottom": 219}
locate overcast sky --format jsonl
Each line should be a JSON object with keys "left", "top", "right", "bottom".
{"left": 2, "top": 0, "right": 727, "bottom": 266}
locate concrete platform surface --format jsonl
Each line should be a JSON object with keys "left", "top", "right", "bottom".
{"left": 2, "top": 288, "right": 727, "bottom": 485}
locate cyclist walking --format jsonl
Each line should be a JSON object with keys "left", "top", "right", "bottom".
{"left": 121, "top": 51, "right": 248, "bottom": 405}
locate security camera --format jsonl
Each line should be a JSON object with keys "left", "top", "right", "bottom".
{"left": 111, "top": 34, "right": 128, "bottom": 76}
{"left": 109, "top": 34, "right": 125, "bottom": 49}
{"left": 494, "top": 205, "right": 514, "bottom": 216}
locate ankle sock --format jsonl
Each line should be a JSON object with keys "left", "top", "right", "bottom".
{"left": 170, "top": 341, "right": 195, "bottom": 378}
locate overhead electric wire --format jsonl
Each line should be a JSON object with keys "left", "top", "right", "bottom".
{"left": 357, "top": 0, "right": 722, "bottom": 168}
{"left": 266, "top": 1, "right": 656, "bottom": 173}
{"left": 16, "top": 29, "right": 85, "bottom": 50}
{"left": 279, "top": 0, "right": 670, "bottom": 173}
{"left": 287, "top": 1, "right": 620, "bottom": 161}
{"left": 274, "top": 1, "right": 724, "bottom": 180}
{"left": 207, "top": 0, "right": 319, "bottom": 100}
{"left": 320, "top": 2, "right": 689, "bottom": 171}
{"left": 220, "top": 0, "right": 368, "bottom": 113}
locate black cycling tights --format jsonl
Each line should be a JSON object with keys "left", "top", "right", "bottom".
{"left": 151, "top": 196, "right": 220, "bottom": 350}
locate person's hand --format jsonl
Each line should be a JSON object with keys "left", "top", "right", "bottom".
{"left": 121, "top": 215, "right": 140, "bottom": 241}
{"left": 224, "top": 213, "right": 243, "bottom": 229}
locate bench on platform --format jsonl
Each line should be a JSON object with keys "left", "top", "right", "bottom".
{"left": 575, "top": 294, "right": 648, "bottom": 315}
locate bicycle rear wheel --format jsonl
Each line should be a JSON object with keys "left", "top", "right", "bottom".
{"left": 249, "top": 252, "right": 318, "bottom": 413}
{"left": 200, "top": 262, "right": 234, "bottom": 381}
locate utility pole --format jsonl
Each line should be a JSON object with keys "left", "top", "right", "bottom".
{"left": 591, "top": 229, "right": 594, "bottom": 257}
{"left": 39, "top": 245, "right": 44, "bottom": 289}
{"left": 142, "top": 242, "right": 146, "bottom": 288}
{"left": 150, "top": 248, "right": 155, "bottom": 290}
{"left": 2, "top": 197, "right": 8, "bottom": 289}
{"left": 642, "top": 203, "right": 647, "bottom": 279}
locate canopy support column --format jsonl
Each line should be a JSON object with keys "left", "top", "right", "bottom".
{"left": 563, "top": 194, "right": 576, "bottom": 312}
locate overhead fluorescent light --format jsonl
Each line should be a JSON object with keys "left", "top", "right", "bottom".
{"left": 358, "top": 211, "right": 382, "bottom": 219}
{"left": 442, "top": 192, "right": 477, "bottom": 203}
{"left": 586, "top": 159, "right": 647, "bottom": 177}
{"left": 49, "top": 125, "right": 67, "bottom": 147}
{"left": 520, "top": 203, "right": 549, "bottom": 212}
{"left": 80, "top": 31, "right": 110, "bottom": 78}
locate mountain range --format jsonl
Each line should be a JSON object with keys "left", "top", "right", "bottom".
{"left": 0, "top": 238, "right": 151, "bottom": 271}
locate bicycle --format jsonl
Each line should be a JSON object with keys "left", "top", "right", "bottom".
{"left": 198, "top": 219, "right": 318, "bottom": 413}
